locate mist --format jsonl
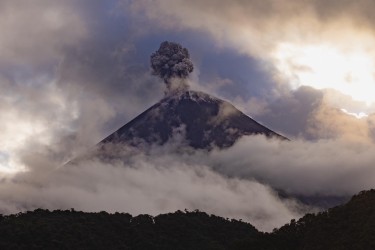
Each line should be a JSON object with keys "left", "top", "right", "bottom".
{"left": 4, "top": 128, "right": 375, "bottom": 232}
{"left": 0, "top": 141, "right": 304, "bottom": 232}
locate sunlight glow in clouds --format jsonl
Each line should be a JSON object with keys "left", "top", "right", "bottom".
{"left": 0, "top": 79, "right": 79, "bottom": 174}
{"left": 0, "top": 116, "right": 46, "bottom": 173}
{"left": 273, "top": 43, "right": 375, "bottom": 108}
{"left": 340, "top": 109, "right": 369, "bottom": 119}
{"left": 0, "top": 108, "right": 57, "bottom": 173}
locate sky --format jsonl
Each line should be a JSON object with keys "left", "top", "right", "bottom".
{"left": 1, "top": 0, "right": 375, "bottom": 231}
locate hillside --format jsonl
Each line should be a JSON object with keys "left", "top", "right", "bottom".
{"left": 1, "top": 190, "right": 375, "bottom": 249}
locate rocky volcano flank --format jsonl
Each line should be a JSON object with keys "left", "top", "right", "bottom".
{"left": 101, "top": 90, "right": 287, "bottom": 149}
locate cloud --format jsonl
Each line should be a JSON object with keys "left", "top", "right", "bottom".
{"left": 306, "top": 100, "right": 372, "bottom": 143}
{"left": 128, "top": 0, "right": 375, "bottom": 114}
{"left": 5, "top": 130, "right": 375, "bottom": 232}
{"left": 232, "top": 85, "right": 375, "bottom": 143}
{"left": 128, "top": 0, "right": 375, "bottom": 55}
{"left": 0, "top": 73, "right": 79, "bottom": 171}
{"left": 0, "top": 0, "right": 95, "bottom": 171}
{"left": 248, "top": 86, "right": 324, "bottom": 139}
{"left": 207, "top": 135, "right": 375, "bottom": 197}
{"left": 0, "top": 0, "right": 87, "bottom": 65}
{"left": 0, "top": 1, "right": 165, "bottom": 171}
{"left": 0, "top": 143, "right": 303, "bottom": 232}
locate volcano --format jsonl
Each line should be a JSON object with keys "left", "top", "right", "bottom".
{"left": 91, "top": 90, "right": 348, "bottom": 209}
{"left": 100, "top": 90, "right": 287, "bottom": 149}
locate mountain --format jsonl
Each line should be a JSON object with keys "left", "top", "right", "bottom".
{"left": 1, "top": 189, "right": 375, "bottom": 249}
{"left": 92, "top": 90, "right": 346, "bottom": 209}
{"left": 101, "top": 90, "right": 287, "bottom": 149}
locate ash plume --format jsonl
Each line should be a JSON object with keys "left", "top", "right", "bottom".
{"left": 150, "top": 41, "right": 194, "bottom": 93}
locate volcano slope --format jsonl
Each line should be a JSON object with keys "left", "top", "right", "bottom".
{"left": 100, "top": 90, "right": 287, "bottom": 149}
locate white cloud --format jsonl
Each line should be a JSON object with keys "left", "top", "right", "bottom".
{"left": 0, "top": 144, "right": 303, "bottom": 232}
{"left": 208, "top": 135, "right": 375, "bottom": 196}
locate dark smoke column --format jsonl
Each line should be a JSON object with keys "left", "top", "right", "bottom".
{"left": 150, "top": 41, "right": 194, "bottom": 93}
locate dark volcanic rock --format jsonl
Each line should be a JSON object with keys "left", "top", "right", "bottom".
{"left": 101, "top": 90, "right": 287, "bottom": 149}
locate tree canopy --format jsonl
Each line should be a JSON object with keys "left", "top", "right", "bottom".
{"left": 1, "top": 190, "right": 375, "bottom": 249}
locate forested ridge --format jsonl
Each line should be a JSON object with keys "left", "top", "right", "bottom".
{"left": 1, "top": 189, "right": 375, "bottom": 250}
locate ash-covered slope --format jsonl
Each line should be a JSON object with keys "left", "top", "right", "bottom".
{"left": 101, "top": 90, "right": 286, "bottom": 149}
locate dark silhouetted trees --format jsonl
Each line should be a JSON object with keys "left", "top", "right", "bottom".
{"left": 1, "top": 190, "right": 375, "bottom": 249}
